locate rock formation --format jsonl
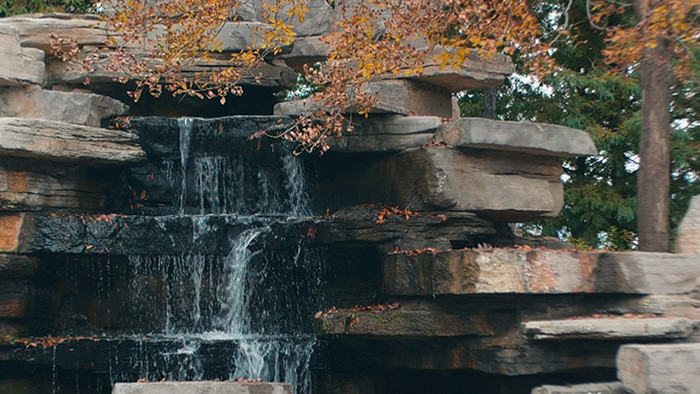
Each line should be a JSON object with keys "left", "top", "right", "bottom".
{"left": 0, "top": 7, "right": 698, "bottom": 394}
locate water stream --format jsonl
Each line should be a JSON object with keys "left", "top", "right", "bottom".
{"left": 112, "top": 118, "right": 320, "bottom": 392}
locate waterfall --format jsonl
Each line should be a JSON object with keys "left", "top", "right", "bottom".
{"left": 177, "top": 118, "right": 194, "bottom": 214}
{"left": 117, "top": 117, "right": 319, "bottom": 392}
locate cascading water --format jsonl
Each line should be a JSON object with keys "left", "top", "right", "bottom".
{"left": 112, "top": 118, "right": 321, "bottom": 392}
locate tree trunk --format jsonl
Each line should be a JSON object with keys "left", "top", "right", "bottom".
{"left": 482, "top": 87, "right": 497, "bottom": 119}
{"left": 635, "top": 0, "right": 672, "bottom": 252}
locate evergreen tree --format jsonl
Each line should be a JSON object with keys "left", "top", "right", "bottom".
{"left": 460, "top": 0, "right": 699, "bottom": 250}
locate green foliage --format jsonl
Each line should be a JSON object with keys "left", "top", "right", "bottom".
{"left": 461, "top": 0, "right": 699, "bottom": 250}
{"left": 0, "top": 0, "right": 93, "bottom": 17}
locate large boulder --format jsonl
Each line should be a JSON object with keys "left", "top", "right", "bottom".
{"left": 0, "top": 86, "right": 129, "bottom": 127}
{"left": 321, "top": 146, "right": 565, "bottom": 220}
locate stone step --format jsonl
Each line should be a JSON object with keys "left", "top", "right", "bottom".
{"left": 113, "top": 382, "right": 292, "bottom": 394}
{"left": 0, "top": 118, "right": 146, "bottom": 165}
{"left": 314, "top": 300, "right": 514, "bottom": 337}
{"left": 522, "top": 317, "right": 700, "bottom": 340}
{"left": 617, "top": 343, "right": 700, "bottom": 394}
{"left": 531, "top": 382, "right": 625, "bottom": 394}
{"left": 383, "top": 249, "right": 700, "bottom": 296}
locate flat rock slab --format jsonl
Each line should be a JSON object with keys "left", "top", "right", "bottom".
{"left": 113, "top": 381, "right": 292, "bottom": 394}
{"left": 522, "top": 317, "right": 700, "bottom": 340}
{"left": 532, "top": 382, "right": 626, "bottom": 394}
{"left": 0, "top": 118, "right": 146, "bottom": 164}
{"left": 314, "top": 301, "right": 514, "bottom": 337}
{"left": 617, "top": 343, "right": 700, "bottom": 394}
{"left": 437, "top": 118, "right": 597, "bottom": 158}
{"left": 325, "top": 115, "right": 441, "bottom": 152}
{"left": 45, "top": 52, "right": 296, "bottom": 90}
{"left": 400, "top": 52, "right": 514, "bottom": 92}
{"left": 322, "top": 147, "right": 565, "bottom": 220}
{"left": 383, "top": 249, "right": 700, "bottom": 296}
{"left": 0, "top": 13, "right": 106, "bottom": 52}
{"left": 274, "top": 79, "right": 453, "bottom": 118}
{"left": 0, "top": 25, "right": 44, "bottom": 86}
{"left": 0, "top": 86, "right": 129, "bottom": 127}
{"left": 314, "top": 205, "right": 496, "bottom": 251}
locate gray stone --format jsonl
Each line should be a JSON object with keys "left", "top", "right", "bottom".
{"left": 282, "top": 36, "right": 329, "bottom": 70}
{"left": 0, "top": 254, "right": 38, "bottom": 278}
{"left": 0, "top": 25, "right": 45, "bottom": 86}
{"left": 112, "top": 381, "right": 293, "bottom": 394}
{"left": 0, "top": 118, "right": 146, "bottom": 165}
{"left": 383, "top": 249, "right": 700, "bottom": 296}
{"left": 214, "top": 22, "right": 274, "bottom": 52}
{"left": 617, "top": 343, "right": 700, "bottom": 394}
{"left": 601, "top": 252, "right": 700, "bottom": 295}
{"left": 325, "top": 147, "right": 564, "bottom": 220}
{"left": 326, "top": 115, "right": 442, "bottom": 152}
{"left": 676, "top": 195, "right": 700, "bottom": 256}
{"left": 436, "top": 118, "right": 598, "bottom": 158}
{"left": 399, "top": 51, "right": 514, "bottom": 92}
{"left": 274, "top": 79, "right": 453, "bottom": 118}
{"left": 522, "top": 317, "right": 700, "bottom": 340}
{"left": 532, "top": 382, "right": 626, "bottom": 394}
{"left": 0, "top": 86, "right": 129, "bottom": 127}
{"left": 0, "top": 14, "right": 106, "bottom": 52}
{"left": 234, "top": 0, "right": 335, "bottom": 36}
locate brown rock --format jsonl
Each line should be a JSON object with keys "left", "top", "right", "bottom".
{"left": 0, "top": 214, "right": 24, "bottom": 253}
{"left": 0, "top": 164, "right": 113, "bottom": 211}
